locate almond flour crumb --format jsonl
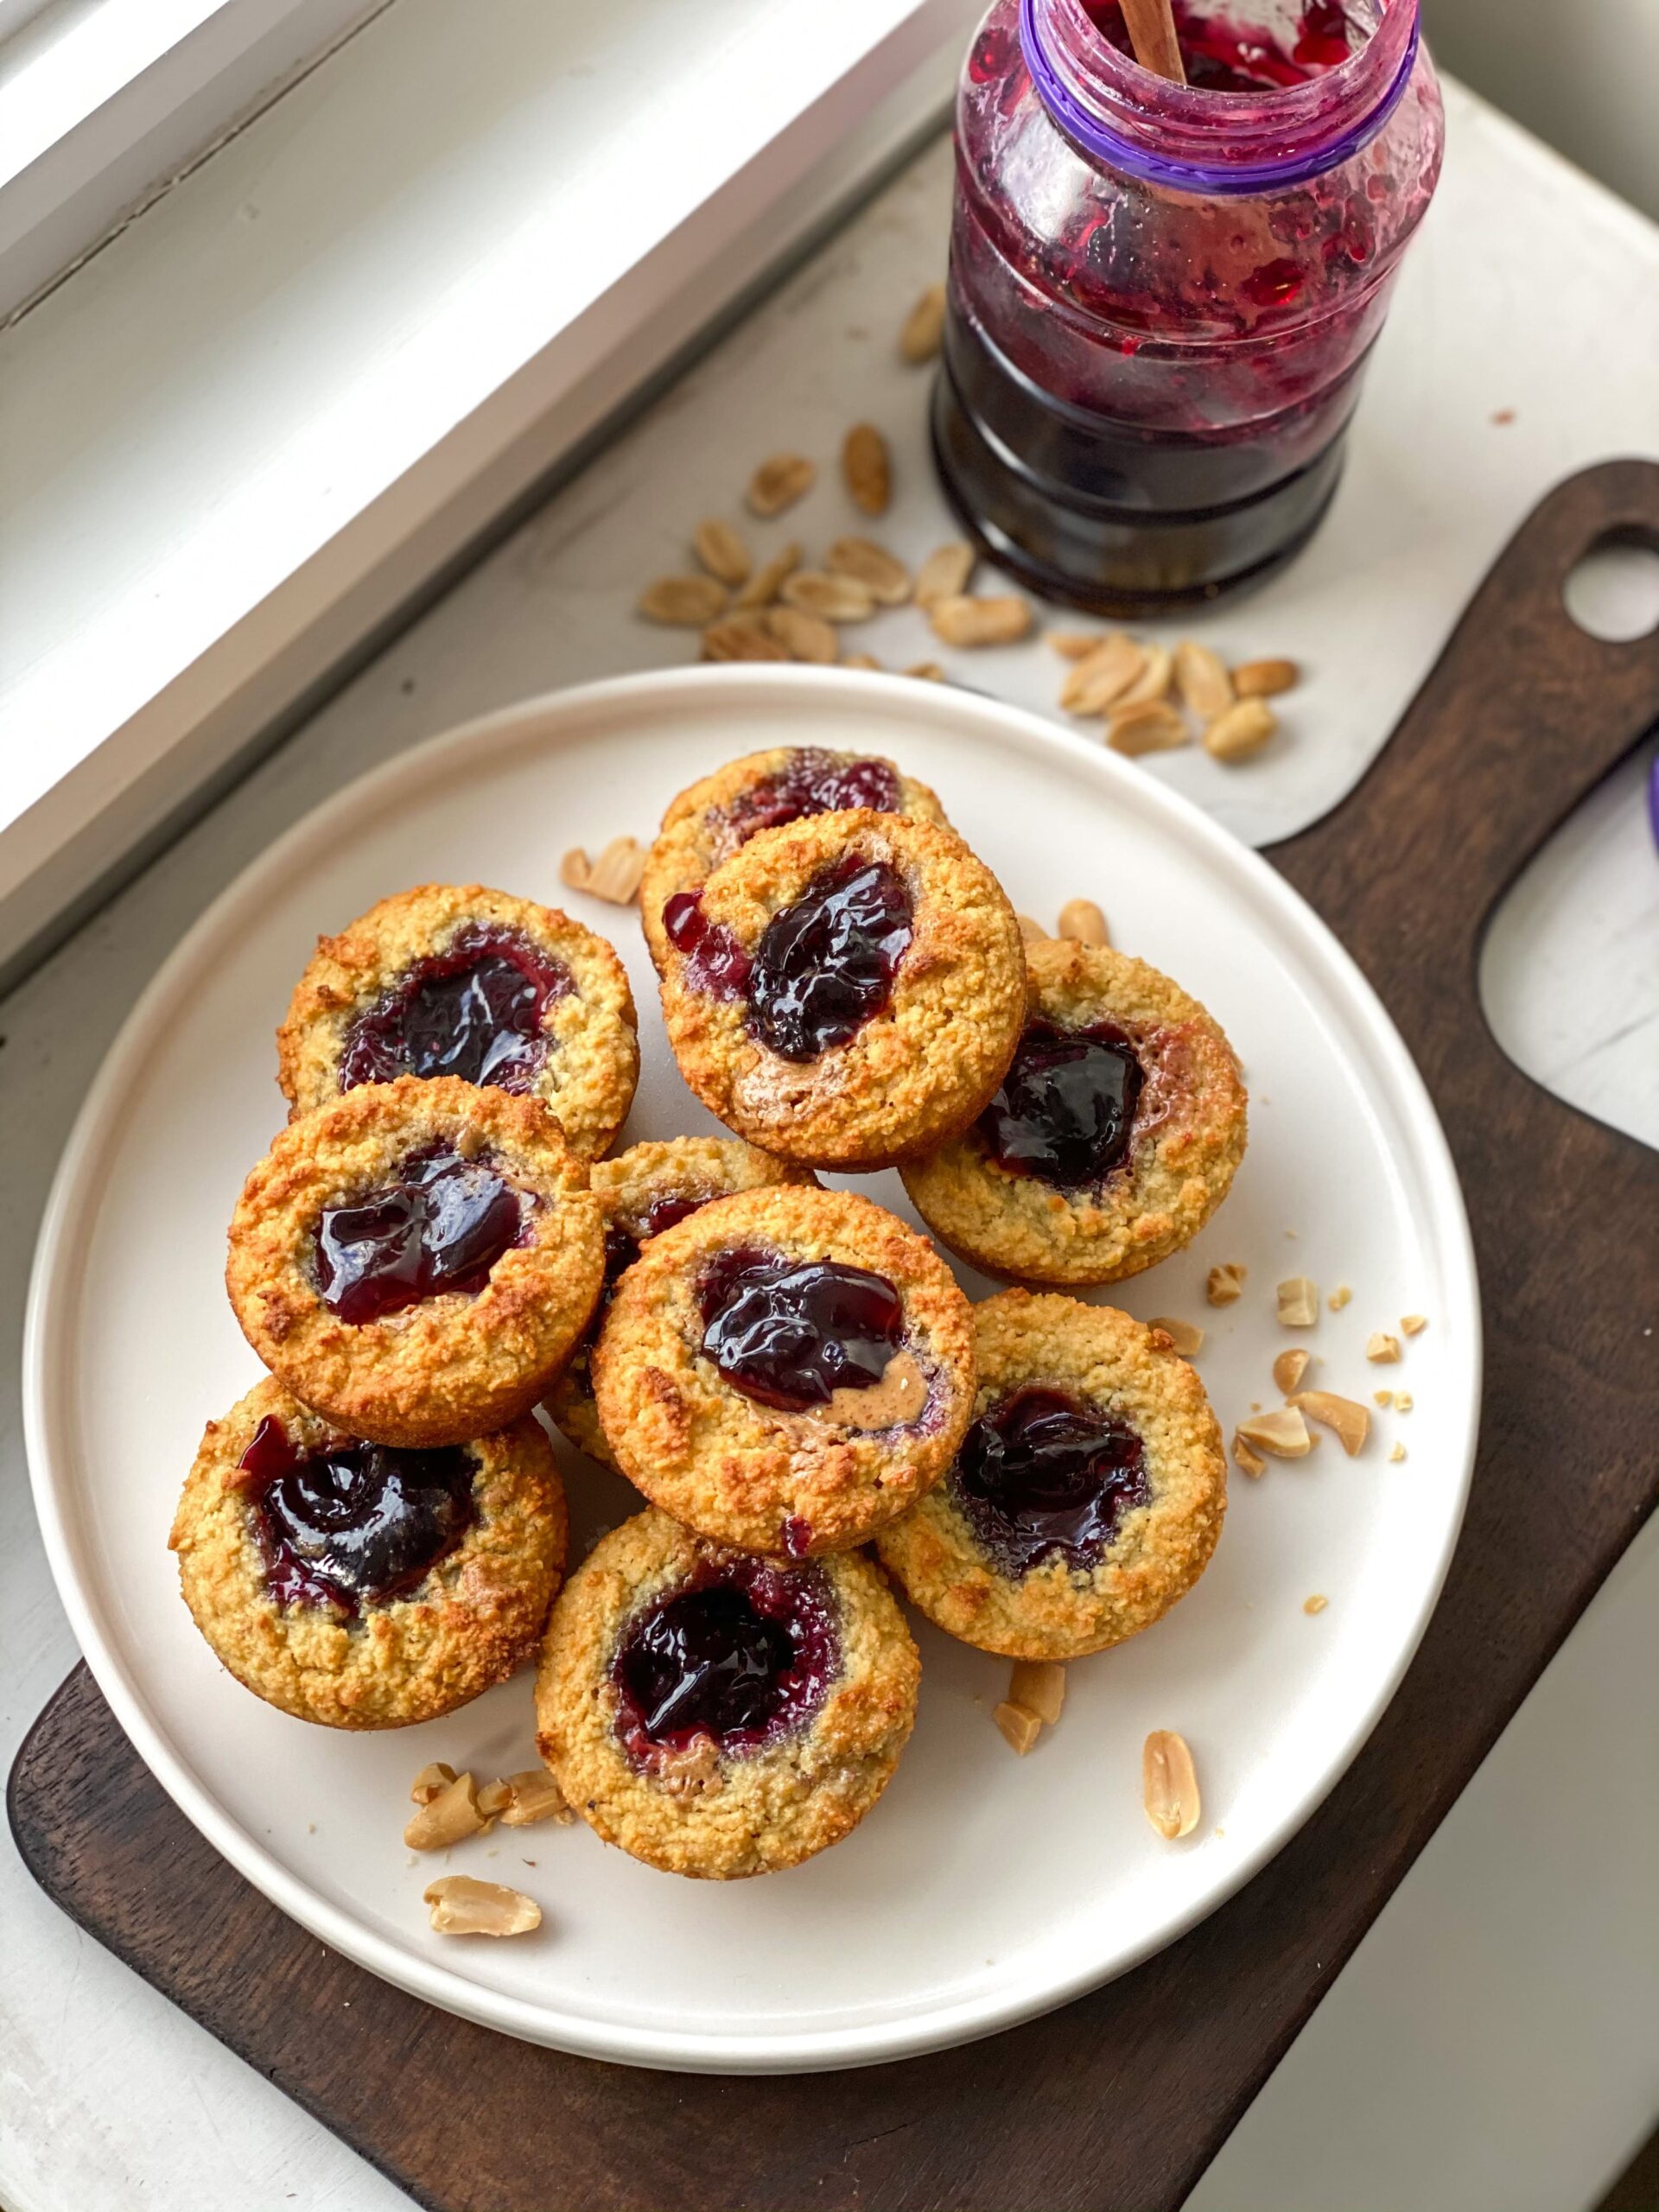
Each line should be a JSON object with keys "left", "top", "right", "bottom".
{"left": 1205, "top": 1262, "right": 1247, "bottom": 1306}
{"left": 1366, "top": 1332, "right": 1402, "bottom": 1363}
{"left": 1303, "top": 1593, "right": 1328, "bottom": 1615}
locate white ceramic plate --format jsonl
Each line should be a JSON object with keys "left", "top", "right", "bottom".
{"left": 25, "top": 667, "right": 1479, "bottom": 2073}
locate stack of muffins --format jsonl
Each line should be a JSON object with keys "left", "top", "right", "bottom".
{"left": 171, "top": 745, "right": 1245, "bottom": 1882}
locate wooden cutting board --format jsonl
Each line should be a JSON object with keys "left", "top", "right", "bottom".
{"left": 10, "top": 461, "right": 1659, "bottom": 2212}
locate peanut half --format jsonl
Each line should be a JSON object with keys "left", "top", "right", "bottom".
{"left": 1142, "top": 1730, "right": 1200, "bottom": 1840}
{"left": 423, "top": 1876, "right": 541, "bottom": 1937}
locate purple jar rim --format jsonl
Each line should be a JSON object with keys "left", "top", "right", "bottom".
{"left": 1018, "top": 0, "right": 1421, "bottom": 196}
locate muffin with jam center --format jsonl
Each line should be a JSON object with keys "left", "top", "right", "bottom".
{"left": 591, "top": 1185, "right": 975, "bottom": 1557}
{"left": 170, "top": 1376, "right": 566, "bottom": 1727}
{"left": 902, "top": 938, "right": 1246, "bottom": 1285}
{"left": 658, "top": 810, "right": 1025, "bottom": 1171}
{"left": 277, "top": 882, "right": 638, "bottom": 1158}
{"left": 876, "top": 1289, "right": 1226, "bottom": 1659}
{"left": 639, "top": 746, "right": 947, "bottom": 971}
{"left": 535, "top": 1509, "right": 918, "bottom": 1878}
{"left": 226, "top": 1075, "right": 604, "bottom": 1447}
{"left": 546, "top": 1135, "right": 816, "bottom": 1468}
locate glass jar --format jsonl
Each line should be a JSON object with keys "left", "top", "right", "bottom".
{"left": 933, "top": 0, "right": 1445, "bottom": 610}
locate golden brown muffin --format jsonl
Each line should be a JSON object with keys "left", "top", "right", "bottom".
{"left": 590, "top": 1185, "right": 975, "bottom": 1557}
{"left": 535, "top": 1509, "right": 918, "bottom": 1878}
{"left": 226, "top": 1076, "right": 604, "bottom": 1447}
{"left": 658, "top": 809, "right": 1026, "bottom": 1171}
{"left": 901, "top": 939, "right": 1247, "bottom": 1286}
{"left": 876, "top": 1290, "right": 1226, "bottom": 1659}
{"left": 546, "top": 1135, "right": 816, "bottom": 1467}
{"left": 276, "top": 883, "right": 638, "bottom": 1158}
{"left": 170, "top": 1376, "right": 566, "bottom": 1727}
{"left": 639, "top": 746, "right": 947, "bottom": 970}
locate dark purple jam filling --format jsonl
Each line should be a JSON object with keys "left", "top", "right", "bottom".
{"left": 315, "top": 1145, "right": 527, "bottom": 1325}
{"left": 980, "top": 1019, "right": 1145, "bottom": 1191}
{"left": 721, "top": 750, "right": 902, "bottom": 844}
{"left": 236, "top": 1415, "right": 474, "bottom": 1613}
{"left": 953, "top": 1389, "right": 1149, "bottom": 1580}
{"left": 612, "top": 1555, "right": 836, "bottom": 1764}
{"left": 663, "top": 891, "right": 753, "bottom": 999}
{"left": 338, "top": 925, "right": 569, "bottom": 1094}
{"left": 699, "top": 1245, "right": 906, "bottom": 1412}
{"left": 746, "top": 857, "right": 912, "bottom": 1062}
{"left": 584, "top": 1192, "right": 709, "bottom": 1347}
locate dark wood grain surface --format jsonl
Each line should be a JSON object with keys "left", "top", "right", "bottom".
{"left": 10, "top": 461, "right": 1659, "bottom": 2212}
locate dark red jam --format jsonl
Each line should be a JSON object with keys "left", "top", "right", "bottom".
{"left": 236, "top": 1415, "right": 474, "bottom": 1613}
{"left": 952, "top": 1389, "right": 1149, "bottom": 1579}
{"left": 338, "top": 926, "right": 569, "bottom": 1093}
{"left": 721, "top": 750, "right": 902, "bottom": 844}
{"left": 315, "top": 1145, "right": 527, "bottom": 1324}
{"left": 980, "top": 1019, "right": 1144, "bottom": 1190}
{"left": 586, "top": 1193, "right": 709, "bottom": 1342}
{"left": 1084, "top": 0, "right": 1357, "bottom": 90}
{"left": 746, "top": 857, "right": 912, "bottom": 1061}
{"left": 613, "top": 1554, "right": 837, "bottom": 1764}
{"left": 699, "top": 1246, "right": 906, "bottom": 1413}
{"left": 663, "top": 891, "right": 753, "bottom": 999}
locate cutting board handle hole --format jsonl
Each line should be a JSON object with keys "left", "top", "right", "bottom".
{"left": 1561, "top": 531, "right": 1659, "bottom": 643}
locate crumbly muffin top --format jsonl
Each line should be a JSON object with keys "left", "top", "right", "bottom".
{"left": 902, "top": 938, "right": 1247, "bottom": 1287}
{"left": 590, "top": 1184, "right": 976, "bottom": 1556}
{"left": 226, "top": 1074, "right": 604, "bottom": 1447}
{"left": 639, "top": 747, "right": 947, "bottom": 969}
{"left": 276, "top": 882, "right": 638, "bottom": 1157}
{"left": 170, "top": 1375, "right": 566, "bottom": 1728}
{"left": 876, "top": 1289, "right": 1226, "bottom": 1660}
{"left": 535, "top": 1509, "right": 918, "bottom": 1878}
{"left": 658, "top": 809, "right": 1026, "bottom": 1170}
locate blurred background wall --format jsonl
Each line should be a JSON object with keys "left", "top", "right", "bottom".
{"left": 1427, "top": 0, "right": 1659, "bottom": 217}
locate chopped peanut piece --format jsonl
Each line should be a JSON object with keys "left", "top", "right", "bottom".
{"left": 734, "top": 540, "right": 802, "bottom": 609}
{"left": 825, "top": 537, "right": 911, "bottom": 605}
{"left": 1273, "top": 1348, "right": 1309, "bottom": 1394}
{"left": 905, "top": 660, "right": 947, "bottom": 682}
{"left": 583, "top": 836, "right": 646, "bottom": 905}
{"left": 404, "top": 1771, "right": 486, "bottom": 1852}
{"left": 1059, "top": 633, "right": 1146, "bottom": 715}
{"left": 1329, "top": 1285, "right": 1352, "bottom": 1311}
{"left": 747, "top": 452, "right": 816, "bottom": 517}
{"left": 914, "top": 541, "right": 975, "bottom": 608}
{"left": 1373, "top": 1389, "right": 1394, "bottom": 1408}
{"left": 1395, "top": 1392, "right": 1414, "bottom": 1413}
{"left": 1058, "top": 898, "right": 1109, "bottom": 945}
{"left": 1366, "top": 1332, "right": 1402, "bottom": 1363}
{"left": 1232, "top": 1432, "right": 1267, "bottom": 1478}
{"left": 1236, "top": 1407, "right": 1313, "bottom": 1459}
{"left": 1304, "top": 1593, "right": 1329, "bottom": 1615}
{"left": 929, "top": 593, "right": 1033, "bottom": 646}
{"left": 1288, "top": 1389, "right": 1370, "bottom": 1456}
{"left": 1389, "top": 1443, "right": 1408, "bottom": 1462}
{"left": 474, "top": 1779, "right": 512, "bottom": 1821}
{"left": 1232, "top": 658, "right": 1299, "bottom": 697}
{"left": 1107, "top": 700, "right": 1188, "bottom": 756}
{"left": 1277, "top": 1276, "right": 1320, "bottom": 1327}
{"left": 423, "top": 1876, "right": 541, "bottom": 1937}
{"left": 1206, "top": 1262, "right": 1246, "bottom": 1306}
{"left": 1401, "top": 1313, "right": 1428, "bottom": 1336}
{"left": 1173, "top": 639, "right": 1235, "bottom": 722}
{"left": 842, "top": 423, "right": 892, "bottom": 516}
{"left": 1150, "top": 1315, "right": 1204, "bottom": 1357}
{"left": 1142, "top": 1730, "right": 1200, "bottom": 1840}
{"left": 1048, "top": 630, "right": 1103, "bottom": 659}
{"left": 994, "top": 1700, "right": 1042, "bottom": 1755}
{"left": 1205, "top": 698, "right": 1278, "bottom": 762}
{"left": 499, "top": 1769, "right": 575, "bottom": 1827}
{"left": 1009, "top": 1660, "right": 1066, "bottom": 1726}
{"left": 1118, "top": 645, "right": 1174, "bottom": 706}
{"left": 410, "top": 1761, "right": 457, "bottom": 1807}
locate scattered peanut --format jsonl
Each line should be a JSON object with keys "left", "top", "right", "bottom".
{"left": 1150, "top": 1315, "right": 1204, "bottom": 1357}
{"left": 1389, "top": 1443, "right": 1408, "bottom": 1462}
{"left": 899, "top": 282, "right": 946, "bottom": 365}
{"left": 1232, "top": 657, "right": 1299, "bottom": 697}
{"left": 780, "top": 569, "right": 875, "bottom": 622}
{"left": 1118, "top": 645, "right": 1174, "bottom": 706}
{"left": 914, "top": 541, "right": 976, "bottom": 608}
{"left": 561, "top": 835, "right": 645, "bottom": 905}
{"left": 825, "top": 537, "right": 912, "bottom": 605}
{"left": 1233, "top": 1431, "right": 1268, "bottom": 1478}
{"left": 1303, "top": 1593, "right": 1329, "bottom": 1616}
{"left": 1107, "top": 700, "right": 1188, "bottom": 755}
{"left": 410, "top": 1761, "right": 457, "bottom": 1806}
{"left": 475, "top": 1778, "right": 513, "bottom": 1820}
{"left": 1273, "top": 1347, "right": 1310, "bottom": 1394}
{"left": 499, "top": 1769, "right": 575, "bottom": 1827}
{"left": 1276, "top": 1275, "right": 1320, "bottom": 1327}
{"left": 1401, "top": 1313, "right": 1428, "bottom": 1337}
{"left": 842, "top": 423, "right": 891, "bottom": 516}
{"left": 638, "top": 575, "right": 728, "bottom": 626}
{"left": 747, "top": 452, "right": 817, "bottom": 518}
{"left": 734, "top": 539, "right": 801, "bottom": 608}
{"left": 1048, "top": 631, "right": 1103, "bottom": 659}
{"left": 842, "top": 652, "right": 882, "bottom": 671}
{"left": 1373, "top": 1390, "right": 1394, "bottom": 1408}
{"left": 1010, "top": 1660, "right": 1066, "bottom": 1726}
{"left": 1060, "top": 633, "right": 1146, "bottom": 715}
{"left": 905, "top": 659, "right": 947, "bottom": 682}
{"left": 994, "top": 1700, "right": 1043, "bottom": 1755}
{"left": 701, "top": 613, "right": 792, "bottom": 662}
{"left": 1235, "top": 1406, "right": 1313, "bottom": 1459}
{"left": 423, "top": 1875, "right": 541, "bottom": 1937}
{"left": 1395, "top": 1392, "right": 1414, "bottom": 1413}
{"left": 1174, "top": 639, "right": 1235, "bottom": 722}
{"left": 929, "top": 593, "right": 1033, "bottom": 647}
{"left": 1205, "top": 697, "right": 1278, "bottom": 762}
{"left": 404, "top": 1771, "right": 486, "bottom": 1852}
{"left": 1366, "top": 1332, "right": 1402, "bottom": 1363}
{"left": 1288, "top": 1389, "right": 1370, "bottom": 1456}
{"left": 1057, "top": 897, "right": 1109, "bottom": 945}
{"left": 1142, "top": 1730, "right": 1200, "bottom": 1840}
{"left": 1206, "top": 1262, "right": 1247, "bottom": 1306}
{"left": 691, "top": 518, "right": 751, "bottom": 587}
{"left": 1329, "top": 1284, "right": 1352, "bottom": 1311}
{"left": 766, "top": 607, "right": 838, "bottom": 664}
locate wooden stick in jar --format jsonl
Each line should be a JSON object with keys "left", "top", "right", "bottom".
{"left": 1117, "top": 0, "right": 1187, "bottom": 83}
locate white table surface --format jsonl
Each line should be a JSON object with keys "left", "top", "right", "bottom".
{"left": 3, "top": 86, "right": 1657, "bottom": 2212}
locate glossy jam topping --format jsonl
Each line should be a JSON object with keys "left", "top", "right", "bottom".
{"left": 663, "top": 891, "right": 753, "bottom": 999}
{"left": 1084, "top": 0, "right": 1357, "bottom": 91}
{"left": 699, "top": 1246, "right": 906, "bottom": 1413}
{"left": 315, "top": 1145, "right": 526, "bottom": 1324}
{"left": 980, "top": 1019, "right": 1145, "bottom": 1190}
{"left": 591, "top": 1194, "right": 708, "bottom": 1330}
{"left": 746, "top": 858, "right": 912, "bottom": 1061}
{"left": 721, "top": 750, "right": 902, "bottom": 846}
{"left": 612, "top": 1555, "right": 837, "bottom": 1763}
{"left": 236, "top": 1415, "right": 474, "bottom": 1612}
{"left": 953, "top": 1389, "right": 1149, "bottom": 1579}
{"left": 338, "top": 926, "right": 569, "bottom": 1093}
